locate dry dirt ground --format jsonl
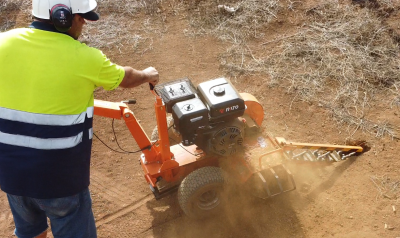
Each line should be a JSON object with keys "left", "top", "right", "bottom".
{"left": 1, "top": 0, "right": 400, "bottom": 237}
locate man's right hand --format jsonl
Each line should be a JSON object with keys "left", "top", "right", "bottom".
{"left": 142, "top": 67, "right": 159, "bottom": 87}
{"left": 120, "top": 66, "right": 159, "bottom": 88}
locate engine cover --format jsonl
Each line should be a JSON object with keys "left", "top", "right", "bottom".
{"left": 209, "top": 118, "right": 245, "bottom": 156}
{"left": 172, "top": 97, "right": 209, "bottom": 146}
{"left": 197, "top": 78, "right": 245, "bottom": 121}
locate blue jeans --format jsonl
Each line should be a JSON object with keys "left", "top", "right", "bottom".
{"left": 7, "top": 188, "right": 97, "bottom": 238}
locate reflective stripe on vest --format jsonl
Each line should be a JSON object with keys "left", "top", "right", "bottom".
{"left": 89, "top": 128, "right": 93, "bottom": 140}
{"left": 0, "top": 131, "right": 83, "bottom": 149}
{"left": 0, "top": 106, "right": 94, "bottom": 125}
{"left": 0, "top": 106, "right": 93, "bottom": 150}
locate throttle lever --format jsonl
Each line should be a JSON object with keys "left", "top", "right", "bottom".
{"left": 121, "top": 99, "right": 137, "bottom": 104}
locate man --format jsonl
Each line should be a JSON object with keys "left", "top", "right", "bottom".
{"left": 0, "top": 0, "right": 158, "bottom": 237}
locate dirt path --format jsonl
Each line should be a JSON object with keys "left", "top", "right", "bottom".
{"left": 1, "top": 1, "right": 400, "bottom": 238}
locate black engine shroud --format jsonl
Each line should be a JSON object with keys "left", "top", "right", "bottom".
{"left": 154, "top": 78, "right": 246, "bottom": 156}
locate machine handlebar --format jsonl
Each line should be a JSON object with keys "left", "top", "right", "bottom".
{"left": 121, "top": 99, "right": 137, "bottom": 104}
{"left": 149, "top": 83, "right": 155, "bottom": 91}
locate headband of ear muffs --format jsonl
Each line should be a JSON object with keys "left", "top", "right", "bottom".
{"left": 50, "top": 4, "right": 73, "bottom": 32}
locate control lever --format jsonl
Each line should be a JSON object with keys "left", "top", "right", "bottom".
{"left": 121, "top": 99, "right": 137, "bottom": 104}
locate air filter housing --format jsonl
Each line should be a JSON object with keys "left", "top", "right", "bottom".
{"left": 197, "top": 78, "right": 245, "bottom": 121}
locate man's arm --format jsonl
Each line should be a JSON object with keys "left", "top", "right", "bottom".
{"left": 119, "top": 66, "right": 159, "bottom": 88}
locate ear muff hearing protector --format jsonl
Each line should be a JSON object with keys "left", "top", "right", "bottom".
{"left": 50, "top": 4, "right": 73, "bottom": 32}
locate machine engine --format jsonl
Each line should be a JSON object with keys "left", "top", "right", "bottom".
{"left": 154, "top": 77, "right": 246, "bottom": 156}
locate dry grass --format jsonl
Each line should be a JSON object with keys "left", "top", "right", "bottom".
{"left": 82, "top": 15, "right": 145, "bottom": 54}
{"left": 96, "top": 0, "right": 162, "bottom": 16}
{"left": 353, "top": 0, "right": 399, "bottom": 16}
{"left": 262, "top": 2, "right": 400, "bottom": 138}
{"left": 185, "top": 0, "right": 400, "bottom": 138}
{"left": 183, "top": 0, "right": 282, "bottom": 43}
{"left": 0, "top": 0, "right": 23, "bottom": 12}
{"left": 391, "top": 81, "right": 400, "bottom": 109}
{"left": 82, "top": 0, "right": 166, "bottom": 54}
{"left": 82, "top": 14, "right": 167, "bottom": 56}
{"left": 0, "top": 0, "right": 30, "bottom": 32}
{"left": 0, "top": 0, "right": 165, "bottom": 54}
{"left": 370, "top": 174, "right": 400, "bottom": 200}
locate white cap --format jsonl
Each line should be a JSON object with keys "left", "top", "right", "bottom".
{"left": 32, "top": 0, "right": 98, "bottom": 20}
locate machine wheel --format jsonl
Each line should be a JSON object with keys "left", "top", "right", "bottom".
{"left": 178, "top": 166, "right": 224, "bottom": 219}
{"left": 150, "top": 115, "right": 181, "bottom": 144}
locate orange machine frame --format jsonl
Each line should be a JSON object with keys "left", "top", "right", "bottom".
{"left": 93, "top": 91, "right": 265, "bottom": 188}
{"left": 93, "top": 89, "right": 364, "bottom": 197}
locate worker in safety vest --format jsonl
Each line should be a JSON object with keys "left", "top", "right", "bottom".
{"left": 0, "top": 0, "right": 158, "bottom": 237}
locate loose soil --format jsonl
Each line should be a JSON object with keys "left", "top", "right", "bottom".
{"left": 1, "top": 1, "right": 400, "bottom": 238}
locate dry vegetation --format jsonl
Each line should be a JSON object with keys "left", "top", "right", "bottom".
{"left": 269, "top": 2, "right": 400, "bottom": 139}
{"left": 1, "top": 0, "right": 399, "bottom": 137}
{"left": 182, "top": 0, "right": 400, "bottom": 139}
{"left": 370, "top": 174, "right": 400, "bottom": 200}
{"left": 81, "top": 0, "right": 167, "bottom": 54}
{"left": 0, "top": 0, "right": 30, "bottom": 31}
{"left": 183, "top": 0, "right": 282, "bottom": 42}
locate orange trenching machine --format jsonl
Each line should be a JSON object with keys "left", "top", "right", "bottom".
{"left": 94, "top": 77, "right": 365, "bottom": 219}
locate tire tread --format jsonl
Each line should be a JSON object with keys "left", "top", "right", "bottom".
{"left": 178, "top": 167, "right": 224, "bottom": 218}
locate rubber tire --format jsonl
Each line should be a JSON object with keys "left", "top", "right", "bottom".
{"left": 150, "top": 115, "right": 181, "bottom": 144}
{"left": 178, "top": 166, "right": 224, "bottom": 219}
